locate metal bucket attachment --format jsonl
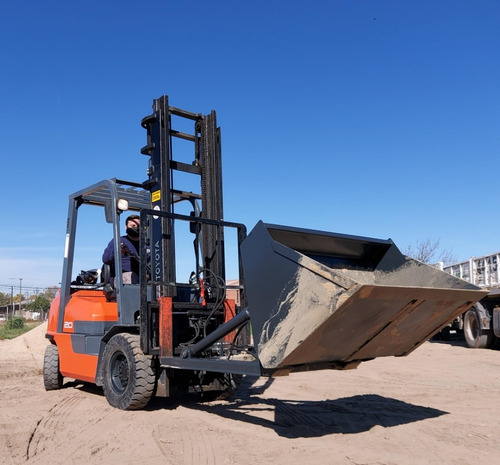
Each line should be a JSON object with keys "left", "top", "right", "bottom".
{"left": 241, "top": 221, "right": 487, "bottom": 375}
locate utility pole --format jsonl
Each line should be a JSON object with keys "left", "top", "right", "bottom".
{"left": 9, "top": 286, "right": 13, "bottom": 320}
{"left": 19, "top": 278, "right": 23, "bottom": 316}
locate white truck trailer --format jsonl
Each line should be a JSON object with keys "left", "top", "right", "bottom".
{"left": 442, "top": 252, "right": 500, "bottom": 348}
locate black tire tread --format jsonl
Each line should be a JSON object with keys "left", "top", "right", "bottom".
{"left": 463, "top": 308, "right": 494, "bottom": 349}
{"left": 43, "top": 344, "right": 63, "bottom": 391}
{"left": 102, "top": 333, "right": 155, "bottom": 410}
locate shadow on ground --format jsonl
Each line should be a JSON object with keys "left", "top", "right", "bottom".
{"left": 186, "top": 377, "right": 447, "bottom": 438}
{"left": 63, "top": 374, "right": 448, "bottom": 437}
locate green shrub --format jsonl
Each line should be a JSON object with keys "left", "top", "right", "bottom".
{"left": 6, "top": 317, "right": 24, "bottom": 330}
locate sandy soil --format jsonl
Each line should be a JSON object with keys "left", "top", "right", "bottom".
{"left": 1, "top": 323, "right": 499, "bottom": 465}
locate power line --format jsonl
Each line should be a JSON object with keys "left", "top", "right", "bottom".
{"left": 0, "top": 283, "right": 59, "bottom": 290}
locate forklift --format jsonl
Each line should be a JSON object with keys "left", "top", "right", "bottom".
{"left": 44, "top": 96, "right": 487, "bottom": 410}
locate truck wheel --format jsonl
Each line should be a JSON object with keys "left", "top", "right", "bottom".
{"left": 43, "top": 344, "right": 63, "bottom": 391}
{"left": 463, "top": 308, "right": 494, "bottom": 349}
{"left": 102, "top": 333, "right": 156, "bottom": 410}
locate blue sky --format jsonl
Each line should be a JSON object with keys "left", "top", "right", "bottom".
{"left": 1, "top": 0, "right": 499, "bottom": 293}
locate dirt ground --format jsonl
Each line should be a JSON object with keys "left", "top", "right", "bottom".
{"left": 1, "top": 323, "right": 499, "bottom": 465}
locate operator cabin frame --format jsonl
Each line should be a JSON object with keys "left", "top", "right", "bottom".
{"left": 58, "top": 176, "right": 247, "bottom": 319}
{"left": 59, "top": 179, "right": 150, "bottom": 335}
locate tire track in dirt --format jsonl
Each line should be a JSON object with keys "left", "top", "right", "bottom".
{"left": 26, "top": 394, "right": 85, "bottom": 460}
{"left": 0, "top": 368, "right": 43, "bottom": 381}
{"left": 25, "top": 390, "right": 115, "bottom": 464}
{"left": 152, "top": 425, "right": 184, "bottom": 462}
{"left": 181, "top": 421, "right": 217, "bottom": 465}
{"left": 152, "top": 411, "right": 222, "bottom": 465}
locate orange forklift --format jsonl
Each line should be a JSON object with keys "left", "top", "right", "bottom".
{"left": 44, "top": 96, "right": 487, "bottom": 410}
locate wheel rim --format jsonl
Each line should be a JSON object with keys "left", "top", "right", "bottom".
{"left": 110, "top": 352, "right": 129, "bottom": 394}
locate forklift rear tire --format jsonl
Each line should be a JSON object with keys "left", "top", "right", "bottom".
{"left": 102, "top": 333, "right": 156, "bottom": 410}
{"left": 43, "top": 344, "right": 63, "bottom": 391}
{"left": 463, "top": 308, "right": 494, "bottom": 349}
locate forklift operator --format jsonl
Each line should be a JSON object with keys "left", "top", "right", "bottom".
{"left": 102, "top": 214, "right": 140, "bottom": 284}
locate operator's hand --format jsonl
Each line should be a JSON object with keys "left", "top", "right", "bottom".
{"left": 121, "top": 243, "right": 130, "bottom": 256}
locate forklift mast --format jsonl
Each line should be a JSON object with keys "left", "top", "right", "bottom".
{"left": 140, "top": 96, "right": 226, "bottom": 295}
{"left": 137, "top": 96, "right": 248, "bottom": 358}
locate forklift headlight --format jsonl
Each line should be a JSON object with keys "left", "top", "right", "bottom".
{"left": 117, "top": 198, "right": 129, "bottom": 211}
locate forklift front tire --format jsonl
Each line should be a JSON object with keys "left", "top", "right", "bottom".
{"left": 102, "top": 333, "right": 156, "bottom": 410}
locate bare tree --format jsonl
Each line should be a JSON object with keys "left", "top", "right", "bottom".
{"left": 402, "top": 239, "right": 456, "bottom": 265}
{"left": 44, "top": 287, "right": 59, "bottom": 300}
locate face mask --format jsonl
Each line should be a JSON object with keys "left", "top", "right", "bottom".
{"left": 126, "top": 227, "right": 139, "bottom": 239}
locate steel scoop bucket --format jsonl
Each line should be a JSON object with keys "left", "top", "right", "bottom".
{"left": 241, "top": 221, "right": 487, "bottom": 375}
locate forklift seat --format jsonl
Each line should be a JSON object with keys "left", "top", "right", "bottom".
{"left": 101, "top": 264, "right": 116, "bottom": 301}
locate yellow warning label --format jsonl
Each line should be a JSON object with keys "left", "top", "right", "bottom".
{"left": 152, "top": 190, "right": 161, "bottom": 203}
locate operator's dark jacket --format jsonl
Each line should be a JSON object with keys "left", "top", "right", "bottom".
{"left": 102, "top": 236, "right": 139, "bottom": 276}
